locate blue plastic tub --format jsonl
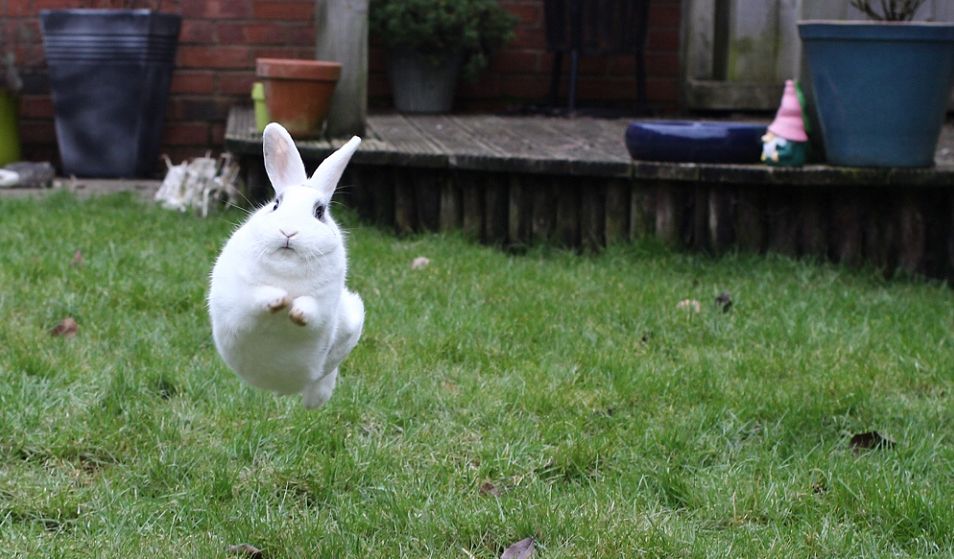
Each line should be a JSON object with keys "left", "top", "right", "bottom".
{"left": 624, "top": 121, "right": 765, "bottom": 164}
{"left": 799, "top": 21, "right": 954, "bottom": 168}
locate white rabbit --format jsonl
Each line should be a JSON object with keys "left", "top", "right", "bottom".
{"left": 208, "top": 123, "right": 365, "bottom": 408}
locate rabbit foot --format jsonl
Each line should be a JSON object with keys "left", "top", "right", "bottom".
{"left": 289, "top": 296, "right": 319, "bottom": 327}
{"left": 255, "top": 286, "right": 291, "bottom": 314}
{"left": 266, "top": 295, "right": 291, "bottom": 313}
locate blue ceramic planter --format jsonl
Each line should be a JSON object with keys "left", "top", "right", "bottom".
{"left": 625, "top": 121, "right": 765, "bottom": 164}
{"left": 799, "top": 21, "right": 954, "bottom": 168}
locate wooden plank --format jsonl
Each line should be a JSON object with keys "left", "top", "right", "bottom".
{"left": 439, "top": 176, "right": 461, "bottom": 232}
{"left": 708, "top": 185, "right": 733, "bottom": 254}
{"left": 735, "top": 185, "right": 765, "bottom": 253}
{"left": 460, "top": 172, "right": 484, "bottom": 240}
{"left": 683, "top": 0, "right": 716, "bottom": 80}
{"left": 766, "top": 188, "right": 798, "bottom": 257}
{"left": 862, "top": 192, "right": 896, "bottom": 274}
{"left": 315, "top": 0, "right": 368, "bottom": 137}
{"left": 604, "top": 179, "right": 630, "bottom": 245}
{"left": 898, "top": 191, "right": 926, "bottom": 275}
{"left": 508, "top": 175, "right": 533, "bottom": 249}
{"left": 798, "top": 189, "right": 828, "bottom": 260}
{"left": 949, "top": 193, "right": 954, "bottom": 279}
{"left": 691, "top": 185, "right": 710, "bottom": 251}
{"left": 484, "top": 177, "right": 508, "bottom": 245}
{"left": 630, "top": 181, "right": 655, "bottom": 240}
{"left": 581, "top": 183, "right": 606, "bottom": 252}
{"left": 370, "top": 167, "right": 395, "bottom": 230}
{"left": 655, "top": 182, "right": 684, "bottom": 248}
{"left": 556, "top": 181, "right": 581, "bottom": 248}
{"left": 240, "top": 155, "right": 268, "bottom": 206}
{"left": 393, "top": 169, "right": 417, "bottom": 235}
{"left": 532, "top": 180, "right": 556, "bottom": 244}
{"left": 831, "top": 190, "right": 863, "bottom": 266}
{"left": 415, "top": 171, "right": 441, "bottom": 232}
{"left": 349, "top": 165, "right": 376, "bottom": 221}
{"left": 407, "top": 115, "right": 504, "bottom": 170}
{"left": 364, "top": 114, "right": 445, "bottom": 168}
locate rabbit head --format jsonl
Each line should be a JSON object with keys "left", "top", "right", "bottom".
{"left": 241, "top": 123, "right": 361, "bottom": 277}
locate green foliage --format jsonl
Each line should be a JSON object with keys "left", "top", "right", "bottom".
{"left": 0, "top": 192, "right": 952, "bottom": 557}
{"left": 369, "top": 0, "right": 517, "bottom": 81}
{"left": 850, "top": 0, "right": 926, "bottom": 21}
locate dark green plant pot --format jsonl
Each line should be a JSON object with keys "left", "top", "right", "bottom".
{"left": 41, "top": 9, "right": 180, "bottom": 177}
{"left": 799, "top": 21, "right": 954, "bottom": 168}
{"left": 0, "top": 89, "right": 22, "bottom": 166}
{"left": 388, "top": 49, "right": 462, "bottom": 114}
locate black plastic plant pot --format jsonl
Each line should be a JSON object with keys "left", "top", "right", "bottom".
{"left": 41, "top": 9, "right": 180, "bottom": 178}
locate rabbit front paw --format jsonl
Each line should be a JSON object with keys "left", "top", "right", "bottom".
{"left": 289, "top": 296, "right": 320, "bottom": 327}
{"left": 254, "top": 286, "right": 291, "bottom": 314}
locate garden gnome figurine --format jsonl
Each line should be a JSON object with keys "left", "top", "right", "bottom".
{"left": 762, "top": 79, "right": 808, "bottom": 167}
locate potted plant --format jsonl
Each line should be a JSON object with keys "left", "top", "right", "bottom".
{"left": 798, "top": 0, "right": 954, "bottom": 167}
{"left": 40, "top": 2, "right": 181, "bottom": 177}
{"left": 369, "top": 0, "right": 517, "bottom": 113}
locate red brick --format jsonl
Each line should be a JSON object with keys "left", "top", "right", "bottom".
{"left": 488, "top": 50, "right": 540, "bottom": 75}
{"left": 252, "top": 46, "right": 313, "bottom": 61}
{"left": 252, "top": 1, "right": 313, "bottom": 20}
{"left": 15, "top": 20, "right": 41, "bottom": 43}
{"left": 366, "top": 74, "right": 391, "bottom": 98}
{"left": 577, "top": 77, "right": 637, "bottom": 100}
{"left": 170, "top": 71, "right": 216, "bottom": 94}
{"left": 647, "top": 28, "right": 679, "bottom": 51}
{"left": 18, "top": 95, "right": 54, "bottom": 119}
{"left": 503, "top": 4, "right": 543, "bottom": 28}
{"left": 510, "top": 27, "right": 548, "bottom": 50}
{"left": 216, "top": 22, "right": 246, "bottom": 44}
{"left": 162, "top": 122, "right": 209, "bottom": 146}
{"left": 243, "top": 23, "right": 314, "bottom": 45}
{"left": 646, "top": 78, "right": 679, "bottom": 102}
{"left": 19, "top": 121, "right": 56, "bottom": 144}
{"left": 368, "top": 47, "right": 387, "bottom": 73}
{"left": 210, "top": 122, "right": 226, "bottom": 145}
{"left": 218, "top": 72, "right": 257, "bottom": 96}
{"left": 180, "top": 20, "right": 217, "bottom": 44}
{"left": 578, "top": 55, "right": 609, "bottom": 76}
{"left": 4, "top": 2, "right": 35, "bottom": 16}
{"left": 498, "top": 75, "right": 548, "bottom": 98}
{"left": 157, "top": 0, "right": 183, "bottom": 12}
{"left": 649, "top": 1, "right": 681, "bottom": 28}
{"left": 168, "top": 98, "right": 232, "bottom": 121}
{"left": 181, "top": 0, "right": 252, "bottom": 19}
{"left": 35, "top": 0, "right": 84, "bottom": 11}
{"left": 178, "top": 45, "right": 250, "bottom": 69}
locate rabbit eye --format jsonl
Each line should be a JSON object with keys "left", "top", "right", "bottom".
{"left": 314, "top": 204, "right": 325, "bottom": 220}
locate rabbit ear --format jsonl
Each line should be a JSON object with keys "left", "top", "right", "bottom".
{"left": 309, "top": 136, "right": 361, "bottom": 198}
{"left": 263, "top": 123, "right": 307, "bottom": 197}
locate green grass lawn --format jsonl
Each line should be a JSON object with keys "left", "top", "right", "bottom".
{"left": 1, "top": 192, "right": 952, "bottom": 558}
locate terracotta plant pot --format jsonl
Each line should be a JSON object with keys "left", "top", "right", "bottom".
{"left": 256, "top": 58, "right": 341, "bottom": 137}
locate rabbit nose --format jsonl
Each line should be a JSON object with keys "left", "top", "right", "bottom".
{"left": 279, "top": 229, "right": 299, "bottom": 239}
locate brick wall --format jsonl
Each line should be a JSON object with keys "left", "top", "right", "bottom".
{"left": 3, "top": 0, "right": 682, "bottom": 170}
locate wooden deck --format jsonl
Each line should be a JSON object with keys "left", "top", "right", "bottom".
{"left": 225, "top": 107, "right": 954, "bottom": 282}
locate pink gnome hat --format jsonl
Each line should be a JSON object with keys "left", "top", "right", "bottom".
{"left": 768, "top": 79, "right": 808, "bottom": 143}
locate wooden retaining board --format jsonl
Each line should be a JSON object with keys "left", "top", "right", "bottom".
{"left": 226, "top": 107, "right": 954, "bottom": 281}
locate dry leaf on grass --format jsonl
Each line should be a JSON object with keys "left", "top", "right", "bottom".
{"left": 50, "top": 317, "right": 78, "bottom": 337}
{"left": 227, "top": 543, "right": 263, "bottom": 558}
{"left": 501, "top": 537, "right": 535, "bottom": 559}
{"left": 850, "top": 431, "right": 895, "bottom": 452}
{"left": 411, "top": 256, "right": 431, "bottom": 270}
{"left": 479, "top": 481, "right": 501, "bottom": 497}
